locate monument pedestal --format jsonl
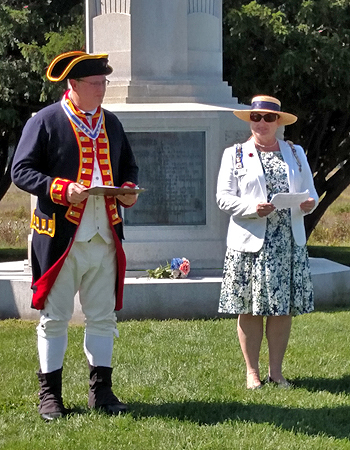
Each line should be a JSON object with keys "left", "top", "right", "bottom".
{"left": 104, "top": 80, "right": 234, "bottom": 104}
{"left": 86, "top": 0, "right": 249, "bottom": 272}
{"left": 103, "top": 102, "right": 250, "bottom": 271}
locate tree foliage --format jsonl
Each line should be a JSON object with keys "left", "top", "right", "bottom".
{"left": 223, "top": 0, "right": 350, "bottom": 235}
{"left": 0, "top": 0, "right": 84, "bottom": 200}
{"left": 1, "top": 0, "right": 350, "bottom": 238}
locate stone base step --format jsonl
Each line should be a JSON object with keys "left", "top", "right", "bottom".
{"left": 1, "top": 258, "right": 349, "bottom": 322}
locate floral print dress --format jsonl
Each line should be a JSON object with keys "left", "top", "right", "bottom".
{"left": 218, "top": 149, "right": 314, "bottom": 316}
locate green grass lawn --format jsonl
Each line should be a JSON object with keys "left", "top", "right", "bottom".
{"left": 1, "top": 314, "right": 350, "bottom": 449}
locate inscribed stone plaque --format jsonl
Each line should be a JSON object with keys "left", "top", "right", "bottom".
{"left": 124, "top": 131, "right": 206, "bottom": 225}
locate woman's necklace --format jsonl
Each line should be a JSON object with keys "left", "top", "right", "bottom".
{"left": 254, "top": 139, "right": 278, "bottom": 149}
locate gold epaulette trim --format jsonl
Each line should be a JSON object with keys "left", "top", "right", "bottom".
{"left": 31, "top": 211, "right": 56, "bottom": 238}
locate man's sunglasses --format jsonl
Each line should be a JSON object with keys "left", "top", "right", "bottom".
{"left": 250, "top": 112, "right": 280, "bottom": 123}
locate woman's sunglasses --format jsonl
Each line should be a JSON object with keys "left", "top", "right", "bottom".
{"left": 250, "top": 112, "right": 280, "bottom": 123}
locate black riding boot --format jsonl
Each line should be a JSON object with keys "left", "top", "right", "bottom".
{"left": 37, "top": 368, "right": 66, "bottom": 421}
{"left": 88, "top": 364, "right": 127, "bottom": 415}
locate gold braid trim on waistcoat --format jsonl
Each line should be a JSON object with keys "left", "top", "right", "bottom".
{"left": 64, "top": 102, "right": 121, "bottom": 226}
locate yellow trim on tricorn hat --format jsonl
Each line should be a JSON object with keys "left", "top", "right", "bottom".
{"left": 46, "top": 51, "right": 113, "bottom": 82}
{"left": 233, "top": 95, "right": 298, "bottom": 126}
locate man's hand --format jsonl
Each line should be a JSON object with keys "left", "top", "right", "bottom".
{"left": 116, "top": 182, "right": 138, "bottom": 207}
{"left": 66, "top": 182, "right": 89, "bottom": 204}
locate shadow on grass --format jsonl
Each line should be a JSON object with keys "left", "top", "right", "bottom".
{"left": 29, "top": 399, "right": 350, "bottom": 440}
{"left": 127, "top": 397, "right": 350, "bottom": 440}
{"left": 62, "top": 377, "right": 350, "bottom": 440}
{"left": 308, "top": 245, "right": 350, "bottom": 267}
{"left": 292, "top": 374, "right": 350, "bottom": 394}
{"left": 0, "top": 248, "right": 27, "bottom": 262}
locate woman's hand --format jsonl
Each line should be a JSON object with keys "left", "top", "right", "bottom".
{"left": 300, "top": 197, "right": 316, "bottom": 214}
{"left": 256, "top": 202, "right": 276, "bottom": 217}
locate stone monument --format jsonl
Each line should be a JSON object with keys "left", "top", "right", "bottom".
{"left": 2, "top": 1, "right": 350, "bottom": 322}
{"left": 86, "top": 0, "right": 250, "bottom": 273}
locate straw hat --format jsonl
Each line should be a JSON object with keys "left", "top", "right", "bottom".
{"left": 46, "top": 51, "right": 113, "bottom": 82}
{"left": 233, "top": 95, "right": 297, "bottom": 126}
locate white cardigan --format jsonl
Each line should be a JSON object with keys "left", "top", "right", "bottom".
{"left": 216, "top": 139, "right": 319, "bottom": 252}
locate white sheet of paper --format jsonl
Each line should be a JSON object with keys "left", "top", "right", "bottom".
{"left": 270, "top": 190, "right": 310, "bottom": 209}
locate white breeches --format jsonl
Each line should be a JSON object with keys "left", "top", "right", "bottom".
{"left": 37, "top": 234, "right": 119, "bottom": 372}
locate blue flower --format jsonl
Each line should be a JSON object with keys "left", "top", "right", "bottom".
{"left": 171, "top": 258, "right": 183, "bottom": 270}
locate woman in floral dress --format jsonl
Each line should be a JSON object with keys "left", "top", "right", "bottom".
{"left": 216, "top": 96, "right": 318, "bottom": 389}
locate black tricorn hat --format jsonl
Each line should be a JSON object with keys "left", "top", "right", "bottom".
{"left": 46, "top": 51, "right": 113, "bottom": 82}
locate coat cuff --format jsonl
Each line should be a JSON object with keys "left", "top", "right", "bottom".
{"left": 50, "top": 177, "right": 71, "bottom": 206}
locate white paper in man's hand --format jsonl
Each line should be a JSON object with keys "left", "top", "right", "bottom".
{"left": 270, "top": 190, "right": 310, "bottom": 210}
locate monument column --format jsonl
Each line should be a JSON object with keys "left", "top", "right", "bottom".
{"left": 129, "top": 0, "right": 188, "bottom": 80}
{"left": 187, "top": 0, "right": 223, "bottom": 81}
{"left": 88, "top": 0, "right": 234, "bottom": 103}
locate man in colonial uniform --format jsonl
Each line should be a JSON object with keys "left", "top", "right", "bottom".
{"left": 11, "top": 51, "right": 139, "bottom": 420}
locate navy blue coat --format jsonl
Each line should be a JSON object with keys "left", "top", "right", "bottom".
{"left": 11, "top": 101, "right": 138, "bottom": 309}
